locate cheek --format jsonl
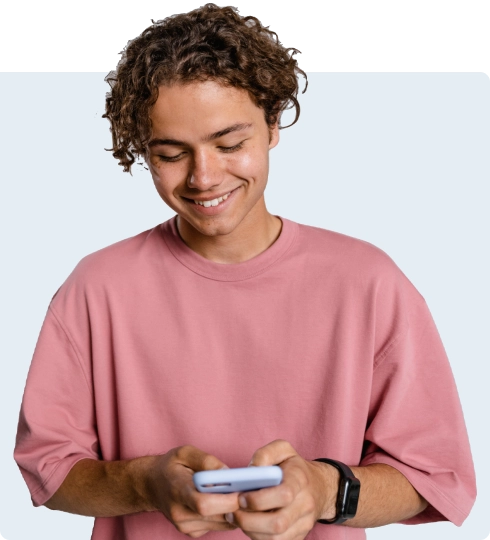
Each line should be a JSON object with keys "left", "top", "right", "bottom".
{"left": 148, "top": 159, "right": 161, "bottom": 180}
{"left": 148, "top": 163, "right": 172, "bottom": 200}
{"left": 231, "top": 147, "right": 267, "bottom": 179}
{"left": 149, "top": 166, "right": 160, "bottom": 185}
{"left": 149, "top": 161, "right": 176, "bottom": 188}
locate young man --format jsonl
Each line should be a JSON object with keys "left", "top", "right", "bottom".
{"left": 14, "top": 4, "right": 476, "bottom": 540}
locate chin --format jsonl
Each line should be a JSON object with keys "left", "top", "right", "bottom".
{"left": 188, "top": 215, "right": 242, "bottom": 237}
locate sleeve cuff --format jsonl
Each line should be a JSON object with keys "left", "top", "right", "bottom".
{"left": 29, "top": 454, "right": 97, "bottom": 507}
{"left": 359, "top": 453, "right": 474, "bottom": 526}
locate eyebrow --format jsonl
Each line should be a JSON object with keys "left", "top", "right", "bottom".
{"left": 147, "top": 122, "right": 253, "bottom": 148}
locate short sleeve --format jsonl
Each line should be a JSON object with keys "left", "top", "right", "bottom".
{"left": 360, "top": 290, "right": 477, "bottom": 526}
{"left": 13, "top": 305, "right": 100, "bottom": 507}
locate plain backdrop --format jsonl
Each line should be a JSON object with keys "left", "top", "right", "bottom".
{"left": 0, "top": 71, "right": 488, "bottom": 540}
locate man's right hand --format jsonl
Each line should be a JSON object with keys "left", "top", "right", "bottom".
{"left": 146, "top": 445, "right": 240, "bottom": 538}
{"left": 42, "top": 447, "right": 240, "bottom": 531}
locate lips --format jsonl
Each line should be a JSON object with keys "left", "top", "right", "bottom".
{"left": 184, "top": 185, "right": 240, "bottom": 215}
{"left": 183, "top": 186, "right": 239, "bottom": 202}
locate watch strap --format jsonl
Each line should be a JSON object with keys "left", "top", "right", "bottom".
{"left": 313, "top": 458, "right": 361, "bottom": 525}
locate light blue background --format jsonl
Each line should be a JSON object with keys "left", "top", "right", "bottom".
{"left": 0, "top": 73, "right": 488, "bottom": 539}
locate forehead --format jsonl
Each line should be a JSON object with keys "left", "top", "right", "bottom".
{"left": 149, "top": 80, "right": 264, "bottom": 136}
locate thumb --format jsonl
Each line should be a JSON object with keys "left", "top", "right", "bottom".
{"left": 249, "top": 439, "right": 298, "bottom": 467}
{"left": 176, "top": 445, "right": 229, "bottom": 472}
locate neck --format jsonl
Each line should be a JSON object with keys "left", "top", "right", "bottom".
{"left": 176, "top": 201, "right": 282, "bottom": 264}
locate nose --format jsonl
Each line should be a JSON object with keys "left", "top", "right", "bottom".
{"left": 187, "top": 148, "right": 223, "bottom": 190}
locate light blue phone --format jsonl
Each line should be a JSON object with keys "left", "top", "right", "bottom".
{"left": 193, "top": 465, "right": 283, "bottom": 493}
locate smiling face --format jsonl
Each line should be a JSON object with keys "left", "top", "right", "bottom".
{"left": 146, "top": 80, "right": 280, "bottom": 255}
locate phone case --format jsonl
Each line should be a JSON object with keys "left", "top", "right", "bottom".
{"left": 193, "top": 465, "right": 283, "bottom": 493}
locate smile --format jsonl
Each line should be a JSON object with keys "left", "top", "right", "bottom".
{"left": 193, "top": 192, "right": 232, "bottom": 207}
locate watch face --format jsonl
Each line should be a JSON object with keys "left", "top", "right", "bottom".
{"left": 345, "top": 479, "right": 361, "bottom": 517}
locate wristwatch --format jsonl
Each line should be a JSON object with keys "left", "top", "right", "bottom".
{"left": 313, "top": 458, "right": 361, "bottom": 525}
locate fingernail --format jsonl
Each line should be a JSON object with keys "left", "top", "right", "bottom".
{"left": 225, "top": 513, "right": 234, "bottom": 524}
{"left": 239, "top": 495, "right": 247, "bottom": 509}
{"left": 220, "top": 465, "right": 230, "bottom": 469}
{"left": 247, "top": 460, "right": 254, "bottom": 467}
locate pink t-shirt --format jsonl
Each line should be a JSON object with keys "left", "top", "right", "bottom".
{"left": 14, "top": 215, "right": 476, "bottom": 539}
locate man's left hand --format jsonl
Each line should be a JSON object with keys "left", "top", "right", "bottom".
{"left": 225, "top": 440, "right": 339, "bottom": 540}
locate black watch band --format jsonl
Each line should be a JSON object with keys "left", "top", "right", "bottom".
{"left": 313, "top": 458, "right": 361, "bottom": 525}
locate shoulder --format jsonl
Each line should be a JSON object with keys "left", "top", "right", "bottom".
{"left": 295, "top": 222, "right": 429, "bottom": 354}
{"left": 297, "top": 222, "right": 404, "bottom": 280}
{"left": 51, "top": 224, "right": 163, "bottom": 305}
{"left": 295, "top": 221, "right": 426, "bottom": 311}
{"left": 78, "top": 226, "right": 160, "bottom": 275}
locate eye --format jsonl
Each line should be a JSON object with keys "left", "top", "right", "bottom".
{"left": 156, "top": 141, "right": 245, "bottom": 163}
{"left": 219, "top": 142, "right": 244, "bottom": 153}
{"left": 157, "top": 153, "right": 185, "bottom": 163}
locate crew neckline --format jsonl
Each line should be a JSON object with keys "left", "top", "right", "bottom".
{"left": 160, "top": 214, "right": 298, "bottom": 281}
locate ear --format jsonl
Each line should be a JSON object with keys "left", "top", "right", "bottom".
{"left": 268, "top": 120, "right": 280, "bottom": 150}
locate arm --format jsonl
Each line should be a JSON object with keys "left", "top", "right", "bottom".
{"left": 44, "top": 447, "right": 240, "bottom": 537}
{"left": 228, "top": 440, "right": 429, "bottom": 539}
{"left": 316, "top": 461, "right": 428, "bottom": 527}
{"left": 44, "top": 457, "right": 156, "bottom": 517}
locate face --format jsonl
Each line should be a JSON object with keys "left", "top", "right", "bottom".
{"left": 145, "top": 80, "right": 279, "bottom": 240}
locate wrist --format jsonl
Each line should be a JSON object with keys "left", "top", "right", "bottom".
{"left": 127, "top": 455, "right": 161, "bottom": 513}
{"left": 313, "top": 458, "right": 361, "bottom": 525}
{"left": 310, "top": 460, "right": 340, "bottom": 521}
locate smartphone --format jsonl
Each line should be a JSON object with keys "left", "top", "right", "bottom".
{"left": 193, "top": 465, "right": 283, "bottom": 493}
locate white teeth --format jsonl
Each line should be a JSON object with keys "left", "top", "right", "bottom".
{"left": 194, "top": 192, "right": 231, "bottom": 207}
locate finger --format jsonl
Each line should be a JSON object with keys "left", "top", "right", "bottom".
{"left": 173, "top": 502, "right": 235, "bottom": 524}
{"left": 183, "top": 521, "right": 238, "bottom": 538}
{"left": 168, "top": 503, "right": 238, "bottom": 536}
{"left": 178, "top": 517, "right": 238, "bottom": 537}
{"left": 170, "top": 446, "right": 238, "bottom": 515}
{"left": 232, "top": 511, "right": 314, "bottom": 540}
{"left": 248, "top": 439, "right": 298, "bottom": 467}
{"left": 240, "top": 457, "right": 305, "bottom": 512}
{"left": 184, "top": 482, "right": 240, "bottom": 517}
{"left": 174, "top": 444, "right": 229, "bottom": 472}
{"left": 232, "top": 487, "right": 314, "bottom": 536}
{"left": 239, "top": 483, "right": 296, "bottom": 513}
{"left": 231, "top": 499, "right": 308, "bottom": 536}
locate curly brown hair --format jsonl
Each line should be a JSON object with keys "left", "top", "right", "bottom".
{"left": 102, "top": 3, "right": 308, "bottom": 174}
